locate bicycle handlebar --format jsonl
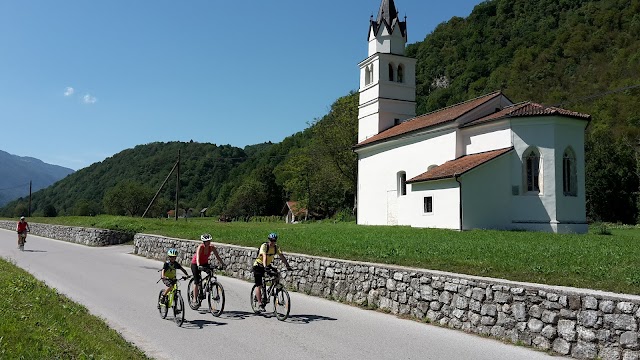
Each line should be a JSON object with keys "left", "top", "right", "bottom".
{"left": 156, "top": 275, "right": 191, "bottom": 283}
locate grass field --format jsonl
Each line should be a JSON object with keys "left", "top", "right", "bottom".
{"left": 0, "top": 258, "right": 149, "bottom": 360}
{"left": 17, "top": 216, "right": 640, "bottom": 295}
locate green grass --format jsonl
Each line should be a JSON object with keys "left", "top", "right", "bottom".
{"left": 0, "top": 257, "right": 149, "bottom": 360}
{"left": 13, "top": 215, "right": 640, "bottom": 295}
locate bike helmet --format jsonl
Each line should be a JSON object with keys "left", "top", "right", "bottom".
{"left": 268, "top": 232, "right": 278, "bottom": 241}
{"left": 201, "top": 233, "right": 212, "bottom": 242}
{"left": 167, "top": 248, "right": 178, "bottom": 257}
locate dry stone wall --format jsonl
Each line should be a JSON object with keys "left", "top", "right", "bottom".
{"left": 0, "top": 220, "right": 133, "bottom": 246}
{"left": 135, "top": 233, "right": 640, "bottom": 360}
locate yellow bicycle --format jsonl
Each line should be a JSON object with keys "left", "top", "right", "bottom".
{"left": 157, "top": 276, "right": 190, "bottom": 327}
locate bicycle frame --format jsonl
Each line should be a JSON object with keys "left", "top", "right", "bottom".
{"left": 166, "top": 281, "right": 178, "bottom": 307}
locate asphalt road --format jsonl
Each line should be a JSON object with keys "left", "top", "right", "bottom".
{"left": 0, "top": 229, "right": 562, "bottom": 360}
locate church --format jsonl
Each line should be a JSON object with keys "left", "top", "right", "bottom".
{"left": 354, "top": 0, "right": 590, "bottom": 233}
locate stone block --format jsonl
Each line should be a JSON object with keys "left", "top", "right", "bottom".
{"left": 552, "top": 338, "right": 571, "bottom": 355}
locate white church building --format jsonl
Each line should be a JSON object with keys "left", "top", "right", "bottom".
{"left": 354, "top": 0, "right": 591, "bottom": 233}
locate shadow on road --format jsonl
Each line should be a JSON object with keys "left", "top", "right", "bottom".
{"left": 20, "top": 249, "right": 47, "bottom": 253}
{"left": 217, "top": 310, "right": 258, "bottom": 320}
{"left": 181, "top": 318, "right": 228, "bottom": 329}
{"left": 285, "top": 314, "right": 338, "bottom": 324}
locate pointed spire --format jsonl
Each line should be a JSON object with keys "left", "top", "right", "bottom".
{"left": 370, "top": 0, "right": 406, "bottom": 40}
{"left": 376, "top": 0, "right": 399, "bottom": 25}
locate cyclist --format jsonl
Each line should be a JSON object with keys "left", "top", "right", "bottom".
{"left": 16, "top": 216, "right": 30, "bottom": 249}
{"left": 160, "top": 248, "right": 190, "bottom": 304}
{"left": 253, "top": 232, "right": 292, "bottom": 311}
{"left": 191, "top": 233, "right": 225, "bottom": 304}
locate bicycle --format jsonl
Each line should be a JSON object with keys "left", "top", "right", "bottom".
{"left": 17, "top": 231, "right": 28, "bottom": 251}
{"left": 250, "top": 266, "right": 290, "bottom": 321}
{"left": 187, "top": 265, "right": 225, "bottom": 317}
{"left": 157, "top": 276, "right": 190, "bottom": 327}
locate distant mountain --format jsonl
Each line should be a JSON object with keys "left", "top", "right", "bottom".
{"left": 0, "top": 150, "right": 74, "bottom": 206}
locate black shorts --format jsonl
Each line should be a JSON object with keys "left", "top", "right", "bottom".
{"left": 191, "top": 264, "right": 202, "bottom": 283}
{"left": 162, "top": 278, "right": 176, "bottom": 287}
{"left": 253, "top": 265, "right": 265, "bottom": 285}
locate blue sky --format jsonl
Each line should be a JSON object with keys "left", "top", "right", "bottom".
{"left": 0, "top": 0, "right": 482, "bottom": 171}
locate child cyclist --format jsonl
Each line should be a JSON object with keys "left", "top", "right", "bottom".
{"left": 160, "top": 248, "right": 190, "bottom": 304}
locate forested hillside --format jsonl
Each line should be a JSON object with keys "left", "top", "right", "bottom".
{"left": 2, "top": 0, "right": 639, "bottom": 223}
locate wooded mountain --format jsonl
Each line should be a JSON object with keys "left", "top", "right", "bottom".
{"left": 0, "top": 150, "right": 74, "bottom": 207}
{"left": 2, "top": 0, "right": 639, "bottom": 222}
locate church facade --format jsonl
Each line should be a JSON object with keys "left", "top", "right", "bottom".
{"left": 354, "top": 0, "right": 590, "bottom": 233}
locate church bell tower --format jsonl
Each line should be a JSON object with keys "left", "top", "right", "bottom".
{"left": 358, "top": 0, "right": 416, "bottom": 143}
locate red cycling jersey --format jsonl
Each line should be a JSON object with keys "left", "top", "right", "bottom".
{"left": 17, "top": 221, "right": 28, "bottom": 233}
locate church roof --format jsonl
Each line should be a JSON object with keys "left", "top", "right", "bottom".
{"left": 354, "top": 91, "right": 502, "bottom": 149}
{"left": 407, "top": 147, "right": 514, "bottom": 183}
{"left": 462, "top": 101, "right": 591, "bottom": 128}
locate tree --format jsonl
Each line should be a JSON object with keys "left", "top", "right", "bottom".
{"left": 585, "top": 130, "right": 638, "bottom": 223}
{"left": 42, "top": 204, "right": 58, "bottom": 217}
{"left": 103, "top": 180, "right": 155, "bottom": 216}
{"left": 224, "top": 179, "right": 267, "bottom": 219}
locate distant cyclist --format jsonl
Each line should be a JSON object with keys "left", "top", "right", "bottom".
{"left": 16, "top": 216, "right": 30, "bottom": 250}
{"left": 160, "top": 248, "right": 190, "bottom": 304}
{"left": 191, "top": 234, "right": 225, "bottom": 303}
{"left": 253, "top": 232, "right": 292, "bottom": 311}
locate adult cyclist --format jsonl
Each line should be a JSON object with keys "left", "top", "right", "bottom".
{"left": 16, "top": 216, "right": 30, "bottom": 250}
{"left": 191, "top": 233, "right": 225, "bottom": 304}
{"left": 253, "top": 232, "right": 292, "bottom": 311}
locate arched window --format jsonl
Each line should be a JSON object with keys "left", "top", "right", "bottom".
{"left": 523, "top": 148, "right": 542, "bottom": 193}
{"left": 397, "top": 64, "right": 404, "bottom": 83}
{"left": 563, "top": 147, "right": 577, "bottom": 196}
{"left": 388, "top": 63, "right": 394, "bottom": 81}
{"left": 397, "top": 171, "right": 407, "bottom": 196}
{"left": 365, "top": 65, "right": 372, "bottom": 85}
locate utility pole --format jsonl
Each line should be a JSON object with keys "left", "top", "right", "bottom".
{"left": 175, "top": 150, "right": 180, "bottom": 221}
{"left": 28, "top": 181, "right": 32, "bottom": 217}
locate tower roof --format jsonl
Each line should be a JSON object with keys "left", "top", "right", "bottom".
{"left": 370, "top": 0, "right": 406, "bottom": 39}
{"left": 377, "top": 0, "right": 399, "bottom": 25}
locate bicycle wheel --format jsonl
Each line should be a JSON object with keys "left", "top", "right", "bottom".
{"left": 273, "top": 286, "right": 290, "bottom": 321}
{"left": 173, "top": 291, "right": 185, "bottom": 327}
{"left": 207, "top": 281, "right": 225, "bottom": 317}
{"left": 249, "top": 284, "right": 263, "bottom": 314}
{"left": 187, "top": 278, "right": 200, "bottom": 310}
{"left": 157, "top": 290, "right": 168, "bottom": 319}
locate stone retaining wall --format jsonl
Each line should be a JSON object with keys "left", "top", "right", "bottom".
{"left": 135, "top": 233, "right": 640, "bottom": 360}
{"left": 0, "top": 220, "right": 133, "bottom": 246}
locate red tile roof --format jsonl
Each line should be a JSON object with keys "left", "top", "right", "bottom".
{"left": 463, "top": 102, "right": 591, "bottom": 127}
{"left": 407, "top": 147, "right": 514, "bottom": 183}
{"left": 354, "top": 91, "right": 503, "bottom": 149}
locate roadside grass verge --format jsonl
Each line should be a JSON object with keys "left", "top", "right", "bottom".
{"left": 0, "top": 257, "right": 148, "bottom": 360}
{"left": 12, "top": 216, "right": 640, "bottom": 295}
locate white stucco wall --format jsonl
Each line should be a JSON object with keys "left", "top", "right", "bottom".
{"left": 510, "top": 119, "right": 558, "bottom": 225}
{"left": 553, "top": 119, "right": 588, "bottom": 229}
{"left": 357, "top": 129, "right": 457, "bottom": 225}
{"left": 460, "top": 121, "right": 511, "bottom": 156}
{"left": 408, "top": 180, "right": 460, "bottom": 229}
{"left": 461, "top": 152, "right": 512, "bottom": 230}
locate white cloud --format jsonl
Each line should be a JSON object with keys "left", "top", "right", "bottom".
{"left": 64, "top": 87, "right": 74, "bottom": 96}
{"left": 83, "top": 94, "right": 97, "bottom": 104}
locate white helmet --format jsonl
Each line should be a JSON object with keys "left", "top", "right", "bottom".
{"left": 200, "top": 233, "right": 212, "bottom": 242}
